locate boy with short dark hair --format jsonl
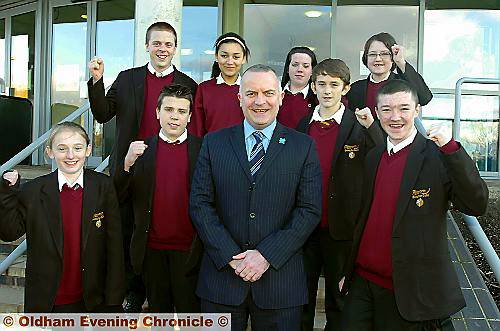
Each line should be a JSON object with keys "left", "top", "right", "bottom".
{"left": 116, "top": 84, "right": 202, "bottom": 313}
{"left": 296, "top": 58, "right": 383, "bottom": 330}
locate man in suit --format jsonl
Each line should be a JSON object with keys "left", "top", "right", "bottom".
{"left": 115, "top": 84, "right": 202, "bottom": 313}
{"left": 189, "top": 64, "right": 322, "bottom": 331}
{"left": 87, "top": 21, "right": 197, "bottom": 311}
{"left": 340, "top": 79, "right": 489, "bottom": 330}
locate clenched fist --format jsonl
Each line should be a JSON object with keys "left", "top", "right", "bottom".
{"left": 88, "top": 57, "right": 104, "bottom": 83}
{"left": 124, "top": 141, "right": 148, "bottom": 172}
{"left": 355, "top": 107, "right": 375, "bottom": 128}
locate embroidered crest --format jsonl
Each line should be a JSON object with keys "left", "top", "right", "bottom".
{"left": 92, "top": 211, "right": 104, "bottom": 227}
{"left": 344, "top": 145, "right": 360, "bottom": 159}
{"left": 412, "top": 188, "right": 430, "bottom": 207}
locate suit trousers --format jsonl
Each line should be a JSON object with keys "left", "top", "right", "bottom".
{"left": 201, "top": 294, "right": 301, "bottom": 331}
{"left": 341, "top": 274, "right": 441, "bottom": 331}
{"left": 302, "top": 229, "right": 352, "bottom": 331}
{"left": 143, "top": 247, "right": 199, "bottom": 313}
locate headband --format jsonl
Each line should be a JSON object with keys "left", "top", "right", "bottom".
{"left": 216, "top": 36, "right": 246, "bottom": 52}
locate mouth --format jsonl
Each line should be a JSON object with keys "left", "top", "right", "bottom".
{"left": 167, "top": 123, "right": 179, "bottom": 129}
{"left": 252, "top": 109, "right": 268, "bottom": 114}
{"left": 389, "top": 124, "right": 404, "bottom": 129}
{"left": 156, "top": 54, "right": 169, "bottom": 61}
{"left": 64, "top": 160, "right": 79, "bottom": 167}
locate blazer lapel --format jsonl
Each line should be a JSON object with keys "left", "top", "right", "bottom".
{"left": 229, "top": 124, "right": 253, "bottom": 182}
{"left": 40, "top": 172, "right": 63, "bottom": 260}
{"left": 143, "top": 136, "right": 158, "bottom": 208}
{"left": 330, "top": 110, "right": 355, "bottom": 170}
{"left": 187, "top": 134, "right": 201, "bottom": 182}
{"left": 81, "top": 170, "right": 99, "bottom": 254}
{"left": 134, "top": 65, "right": 147, "bottom": 126}
{"left": 255, "top": 123, "right": 287, "bottom": 181}
{"left": 392, "top": 134, "right": 427, "bottom": 233}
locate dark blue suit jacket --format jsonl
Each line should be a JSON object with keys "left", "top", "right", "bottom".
{"left": 190, "top": 122, "right": 322, "bottom": 309}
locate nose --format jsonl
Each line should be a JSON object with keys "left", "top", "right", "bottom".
{"left": 254, "top": 92, "right": 266, "bottom": 105}
{"left": 66, "top": 149, "right": 75, "bottom": 158}
{"left": 226, "top": 57, "right": 234, "bottom": 64}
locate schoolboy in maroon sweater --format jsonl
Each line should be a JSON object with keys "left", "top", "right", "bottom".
{"left": 117, "top": 84, "right": 202, "bottom": 313}
{"left": 340, "top": 80, "right": 488, "bottom": 330}
{"left": 296, "top": 59, "right": 383, "bottom": 331}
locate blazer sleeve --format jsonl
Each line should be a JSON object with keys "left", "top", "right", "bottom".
{"left": 0, "top": 177, "right": 27, "bottom": 242}
{"left": 103, "top": 178, "right": 126, "bottom": 305}
{"left": 189, "top": 137, "right": 242, "bottom": 270}
{"left": 396, "top": 62, "right": 433, "bottom": 106}
{"left": 256, "top": 139, "right": 322, "bottom": 269}
{"left": 87, "top": 74, "right": 120, "bottom": 124}
{"left": 440, "top": 146, "right": 489, "bottom": 216}
{"left": 365, "top": 121, "right": 384, "bottom": 148}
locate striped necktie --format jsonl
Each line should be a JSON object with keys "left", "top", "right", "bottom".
{"left": 249, "top": 131, "right": 265, "bottom": 178}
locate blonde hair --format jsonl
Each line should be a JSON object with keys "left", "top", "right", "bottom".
{"left": 46, "top": 122, "right": 90, "bottom": 150}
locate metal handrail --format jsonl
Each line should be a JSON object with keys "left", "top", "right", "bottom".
{"left": 454, "top": 77, "right": 500, "bottom": 282}
{"left": 0, "top": 100, "right": 111, "bottom": 275}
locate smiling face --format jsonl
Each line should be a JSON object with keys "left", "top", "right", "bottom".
{"left": 288, "top": 52, "right": 313, "bottom": 89}
{"left": 312, "top": 74, "right": 350, "bottom": 113}
{"left": 238, "top": 70, "right": 284, "bottom": 130}
{"left": 146, "top": 30, "right": 177, "bottom": 72}
{"left": 156, "top": 96, "right": 191, "bottom": 141}
{"left": 366, "top": 40, "right": 393, "bottom": 79}
{"left": 376, "top": 91, "right": 420, "bottom": 145}
{"left": 46, "top": 129, "right": 91, "bottom": 181}
{"left": 216, "top": 42, "right": 246, "bottom": 79}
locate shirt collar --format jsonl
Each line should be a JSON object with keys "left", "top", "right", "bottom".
{"left": 243, "top": 119, "right": 277, "bottom": 142}
{"left": 216, "top": 74, "right": 241, "bottom": 86}
{"left": 387, "top": 128, "right": 418, "bottom": 154}
{"left": 58, "top": 169, "right": 84, "bottom": 192}
{"left": 159, "top": 129, "right": 187, "bottom": 144}
{"left": 147, "top": 62, "right": 174, "bottom": 78}
{"left": 284, "top": 83, "right": 309, "bottom": 99}
{"left": 369, "top": 71, "right": 391, "bottom": 83}
{"left": 309, "top": 103, "right": 345, "bottom": 124}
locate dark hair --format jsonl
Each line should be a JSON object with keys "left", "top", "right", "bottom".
{"left": 47, "top": 121, "right": 90, "bottom": 149}
{"left": 311, "top": 58, "right": 351, "bottom": 86}
{"left": 146, "top": 22, "right": 177, "bottom": 46}
{"left": 375, "top": 79, "right": 419, "bottom": 105}
{"left": 211, "top": 32, "right": 250, "bottom": 79}
{"left": 362, "top": 32, "right": 397, "bottom": 71}
{"left": 281, "top": 46, "right": 317, "bottom": 89}
{"left": 156, "top": 84, "right": 193, "bottom": 110}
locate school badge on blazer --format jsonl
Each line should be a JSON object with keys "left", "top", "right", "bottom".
{"left": 92, "top": 211, "right": 104, "bottom": 228}
{"left": 411, "top": 188, "right": 431, "bottom": 207}
{"left": 344, "top": 144, "right": 360, "bottom": 159}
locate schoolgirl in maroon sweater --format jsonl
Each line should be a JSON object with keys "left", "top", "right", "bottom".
{"left": 278, "top": 46, "right": 318, "bottom": 128}
{"left": 0, "top": 122, "right": 124, "bottom": 313}
{"left": 189, "top": 32, "right": 250, "bottom": 137}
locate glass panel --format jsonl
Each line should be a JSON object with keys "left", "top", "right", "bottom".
{"left": 460, "top": 121, "right": 499, "bottom": 172}
{"left": 244, "top": 4, "right": 331, "bottom": 78}
{"left": 11, "top": 12, "right": 35, "bottom": 101}
{"left": 423, "top": 94, "right": 499, "bottom": 120}
{"left": 423, "top": 10, "right": 500, "bottom": 91}
{"left": 181, "top": 4, "right": 218, "bottom": 83}
{"left": 96, "top": 0, "right": 135, "bottom": 158}
{"left": 0, "top": 18, "right": 5, "bottom": 94}
{"left": 335, "top": 5, "right": 419, "bottom": 82}
{"left": 50, "top": 4, "right": 87, "bottom": 127}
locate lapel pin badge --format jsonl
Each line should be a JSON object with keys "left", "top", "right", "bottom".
{"left": 96, "top": 220, "right": 102, "bottom": 228}
{"left": 279, "top": 138, "right": 286, "bottom": 145}
{"left": 348, "top": 152, "right": 356, "bottom": 159}
{"left": 416, "top": 198, "right": 424, "bottom": 207}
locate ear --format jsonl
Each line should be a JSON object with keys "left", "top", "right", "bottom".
{"left": 156, "top": 108, "right": 160, "bottom": 120}
{"left": 85, "top": 144, "right": 92, "bottom": 157}
{"left": 415, "top": 104, "right": 421, "bottom": 117}
{"left": 187, "top": 112, "right": 192, "bottom": 123}
{"left": 237, "top": 92, "right": 242, "bottom": 106}
{"left": 374, "top": 107, "right": 380, "bottom": 120}
{"left": 45, "top": 146, "right": 54, "bottom": 159}
{"left": 341, "top": 84, "right": 351, "bottom": 96}
{"left": 279, "top": 90, "right": 285, "bottom": 107}
{"left": 311, "top": 82, "right": 317, "bottom": 95}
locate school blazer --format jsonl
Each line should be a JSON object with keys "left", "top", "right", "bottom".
{"left": 347, "top": 62, "right": 433, "bottom": 110}
{"left": 190, "top": 122, "right": 322, "bottom": 309}
{"left": 115, "top": 134, "right": 203, "bottom": 275}
{"left": 87, "top": 65, "right": 197, "bottom": 177}
{"left": 344, "top": 134, "right": 489, "bottom": 321}
{"left": 296, "top": 109, "right": 383, "bottom": 240}
{"left": 0, "top": 170, "right": 125, "bottom": 313}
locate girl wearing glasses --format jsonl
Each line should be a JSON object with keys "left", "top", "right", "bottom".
{"left": 347, "top": 32, "right": 432, "bottom": 118}
{"left": 189, "top": 32, "right": 250, "bottom": 137}
{"left": 277, "top": 46, "right": 318, "bottom": 128}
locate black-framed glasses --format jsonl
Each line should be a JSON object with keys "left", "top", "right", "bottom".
{"left": 367, "top": 52, "right": 392, "bottom": 60}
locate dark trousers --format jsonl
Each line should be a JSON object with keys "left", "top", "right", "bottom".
{"left": 302, "top": 229, "right": 352, "bottom": 331}
{"left": 52, "top": 300, "right": 87, "bottom": 313}
{"left": 341, "top": 274, "right": 441, "bottom": 331}
{"left": 143, "top": 247, "right": 199, "bottom": 313}
{"left": 201, "top": 294, "right": 302, "bottom": 331}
